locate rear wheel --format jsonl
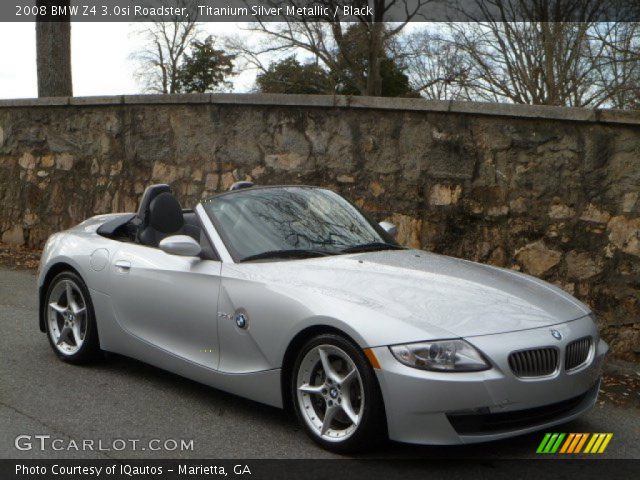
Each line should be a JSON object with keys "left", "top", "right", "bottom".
{"left": 44, "top": 271, "right": 102, "bottom": 364}
{"left": 291, "top": 333, "right": 386, "bottom": 453}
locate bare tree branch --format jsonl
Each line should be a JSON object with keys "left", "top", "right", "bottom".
{"left": 132, "top": 0, "right": 199, "bottom": 93}
{"left": 404, "top": 0, "right": 639, "bottom": 108}
{"left": 238, "top": 0, "right": 431, "bottom": 96}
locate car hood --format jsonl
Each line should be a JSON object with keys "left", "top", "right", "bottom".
{"left": 238, "top": 249, "right": 591, "bottom": 338}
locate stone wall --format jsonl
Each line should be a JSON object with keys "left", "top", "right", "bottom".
{"left": 0, "top": 94, "right": 639, "bottom": 359}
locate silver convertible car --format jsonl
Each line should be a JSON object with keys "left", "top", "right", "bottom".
{"left": 38, "top": 183, "right": 607, "bottom": 452}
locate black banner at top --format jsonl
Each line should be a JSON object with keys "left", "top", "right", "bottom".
{"left": 5, "top": 0, "right": 640, "bottom": 22}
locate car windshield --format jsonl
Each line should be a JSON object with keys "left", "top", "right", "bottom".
{"left": 202, "top": 187, "right": 398, "bottom": 261}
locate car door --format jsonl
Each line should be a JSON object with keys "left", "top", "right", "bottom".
{"left": 108, "top": 242, "right": 222, "bottom": 370}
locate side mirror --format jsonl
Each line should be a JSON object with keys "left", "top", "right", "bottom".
{"left": 159, "top": 235, "right": 201, "bottom": 257}
{"left": 379, "top": 221, "right": 398, "bottom": 239}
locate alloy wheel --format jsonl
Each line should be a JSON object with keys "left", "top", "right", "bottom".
{"left": 47, "top": 279, "right": 88, "bottom": 355}
{"left": 296, "top": 344, "right": 365, "bottom": 442}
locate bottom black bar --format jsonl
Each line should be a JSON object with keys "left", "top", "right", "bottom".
{"left": 2, "top": 459, "right": 639, "bottom": 480}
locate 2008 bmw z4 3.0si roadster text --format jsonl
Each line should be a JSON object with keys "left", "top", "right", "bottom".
{"left": 37, "top": 183, "right": 607, "bottom": 452}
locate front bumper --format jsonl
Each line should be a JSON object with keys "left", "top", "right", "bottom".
{"left": 372, "top": 317, "right": 608, "bottom": 445}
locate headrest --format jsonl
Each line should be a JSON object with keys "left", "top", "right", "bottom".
{"left": 149, "top": 192, "right": 184, "bottom": 233}
{"left": 136, "top": 184, "right": 172, "bottom": 224}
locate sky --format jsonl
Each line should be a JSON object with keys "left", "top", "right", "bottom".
{"left": 0, "top": 22, "right": 259, "bottom": 99}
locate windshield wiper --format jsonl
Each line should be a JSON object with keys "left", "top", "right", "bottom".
{"left": 340, "top": 242, "right": 405, "bottom": 254}
{"left": 239, "top": 249, "right": 334, "bottom": 262}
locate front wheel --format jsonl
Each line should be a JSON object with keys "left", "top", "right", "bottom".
{"left": 44, "top": 271, "right": 102, "bottom": 364}
{"left": 291, "top": 333, "right": 386, "bottom": 453}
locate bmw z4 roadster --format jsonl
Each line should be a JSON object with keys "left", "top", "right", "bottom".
{"left": 38, "top": 183, "right": 607, "bottom": 452}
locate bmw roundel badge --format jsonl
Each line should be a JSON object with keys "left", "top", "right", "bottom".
{"left": 235, "top": 313, "right": 248, "bottom": 329}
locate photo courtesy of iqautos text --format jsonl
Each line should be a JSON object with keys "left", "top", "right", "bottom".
{"left": 0, "top": 1, "right": 638, "bottom": 479}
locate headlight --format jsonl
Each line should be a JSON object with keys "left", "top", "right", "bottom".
{"left": 389, "top": 339, "right": 490, "bottom": 372}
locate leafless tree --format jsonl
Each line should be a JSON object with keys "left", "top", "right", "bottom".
{"left": 240, "top": 0, "right": 432, "bottom": 96}
{"left": 409, "top": 0, "right": 640, "bottom": 108}
{"left": 589, "top": 22, "right": 640, "bottom": 109}
{"left": 133, "top": 1, "right": 199, "bottom": 94}
{"left": 398, "top": 27, "right": 473, "bottom": 100}
{"left": 36, "top": 0, "right": 73, "bottom": 97}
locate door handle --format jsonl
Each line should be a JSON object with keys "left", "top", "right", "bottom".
{"left": 115, "top": 260, "right": 131, "bottom": 273}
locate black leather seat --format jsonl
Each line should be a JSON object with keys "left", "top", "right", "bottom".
{"left": 138, "top": 191, "right": 185, "bottom": 247}
{"left": 136, "top": 184, "right": 172, "bottom": 222}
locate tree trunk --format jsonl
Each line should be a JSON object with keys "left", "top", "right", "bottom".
{"left": 366, "top": 23, "right": 384, "bottom": 96}
{"left": 540, "top": 22, "right": 558, "bottom": 105}
{"left": 36, "top": 1, "right": 72, "bottom": 97}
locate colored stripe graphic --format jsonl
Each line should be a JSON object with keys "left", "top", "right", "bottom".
{"left": 559, "top": 433, "right": 575, "bottom": 453}
{"left": 584, "top": 433, "right": 600, "bottom": 453}
{"left": 568, "top": 433, "right": 587, "bottom": 453}
{"left": 584, "top": 433, "right": 613, "bottom": 454}
{"left": 537, "top": 433, "right": 613, "bottom": 454}
{"left": 536, "top": 433, "right": 552, "bottom": 453}
{"left": 536, "top": 433, "right": 565, "bottom": 453}
{"left": 597, "top": 433, "right": 613, "bottom": 453}
{"left": 543, "top": 433, "right": 559, "bottom": 453}
{"left": 550, "top": 433, "right": 565, "bottom": 453}
{"left": 574, "top": 433, "right": 589, "bottom": 453}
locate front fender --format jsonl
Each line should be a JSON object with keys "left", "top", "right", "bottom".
{"left": 37, "top": 231, "right": 115, "bottom": 332}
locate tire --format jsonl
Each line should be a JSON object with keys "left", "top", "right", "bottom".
{"left": 44, "top": 271, "right": 102, "bottom": 364}
{"left": 291, "top": 333, "right": 386, "bottom": 453}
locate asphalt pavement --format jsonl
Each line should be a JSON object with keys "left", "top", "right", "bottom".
{"left": 1, "top": 267, "right": 638, "bottom": 460}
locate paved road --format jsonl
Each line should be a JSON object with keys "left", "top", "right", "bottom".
{"left": 1, "top": 267, "right": 638, "bottom": 460}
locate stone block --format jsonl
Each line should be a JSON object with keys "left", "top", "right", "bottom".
{"left": 515, "top": 240, "right": 562, "bottom": 276}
